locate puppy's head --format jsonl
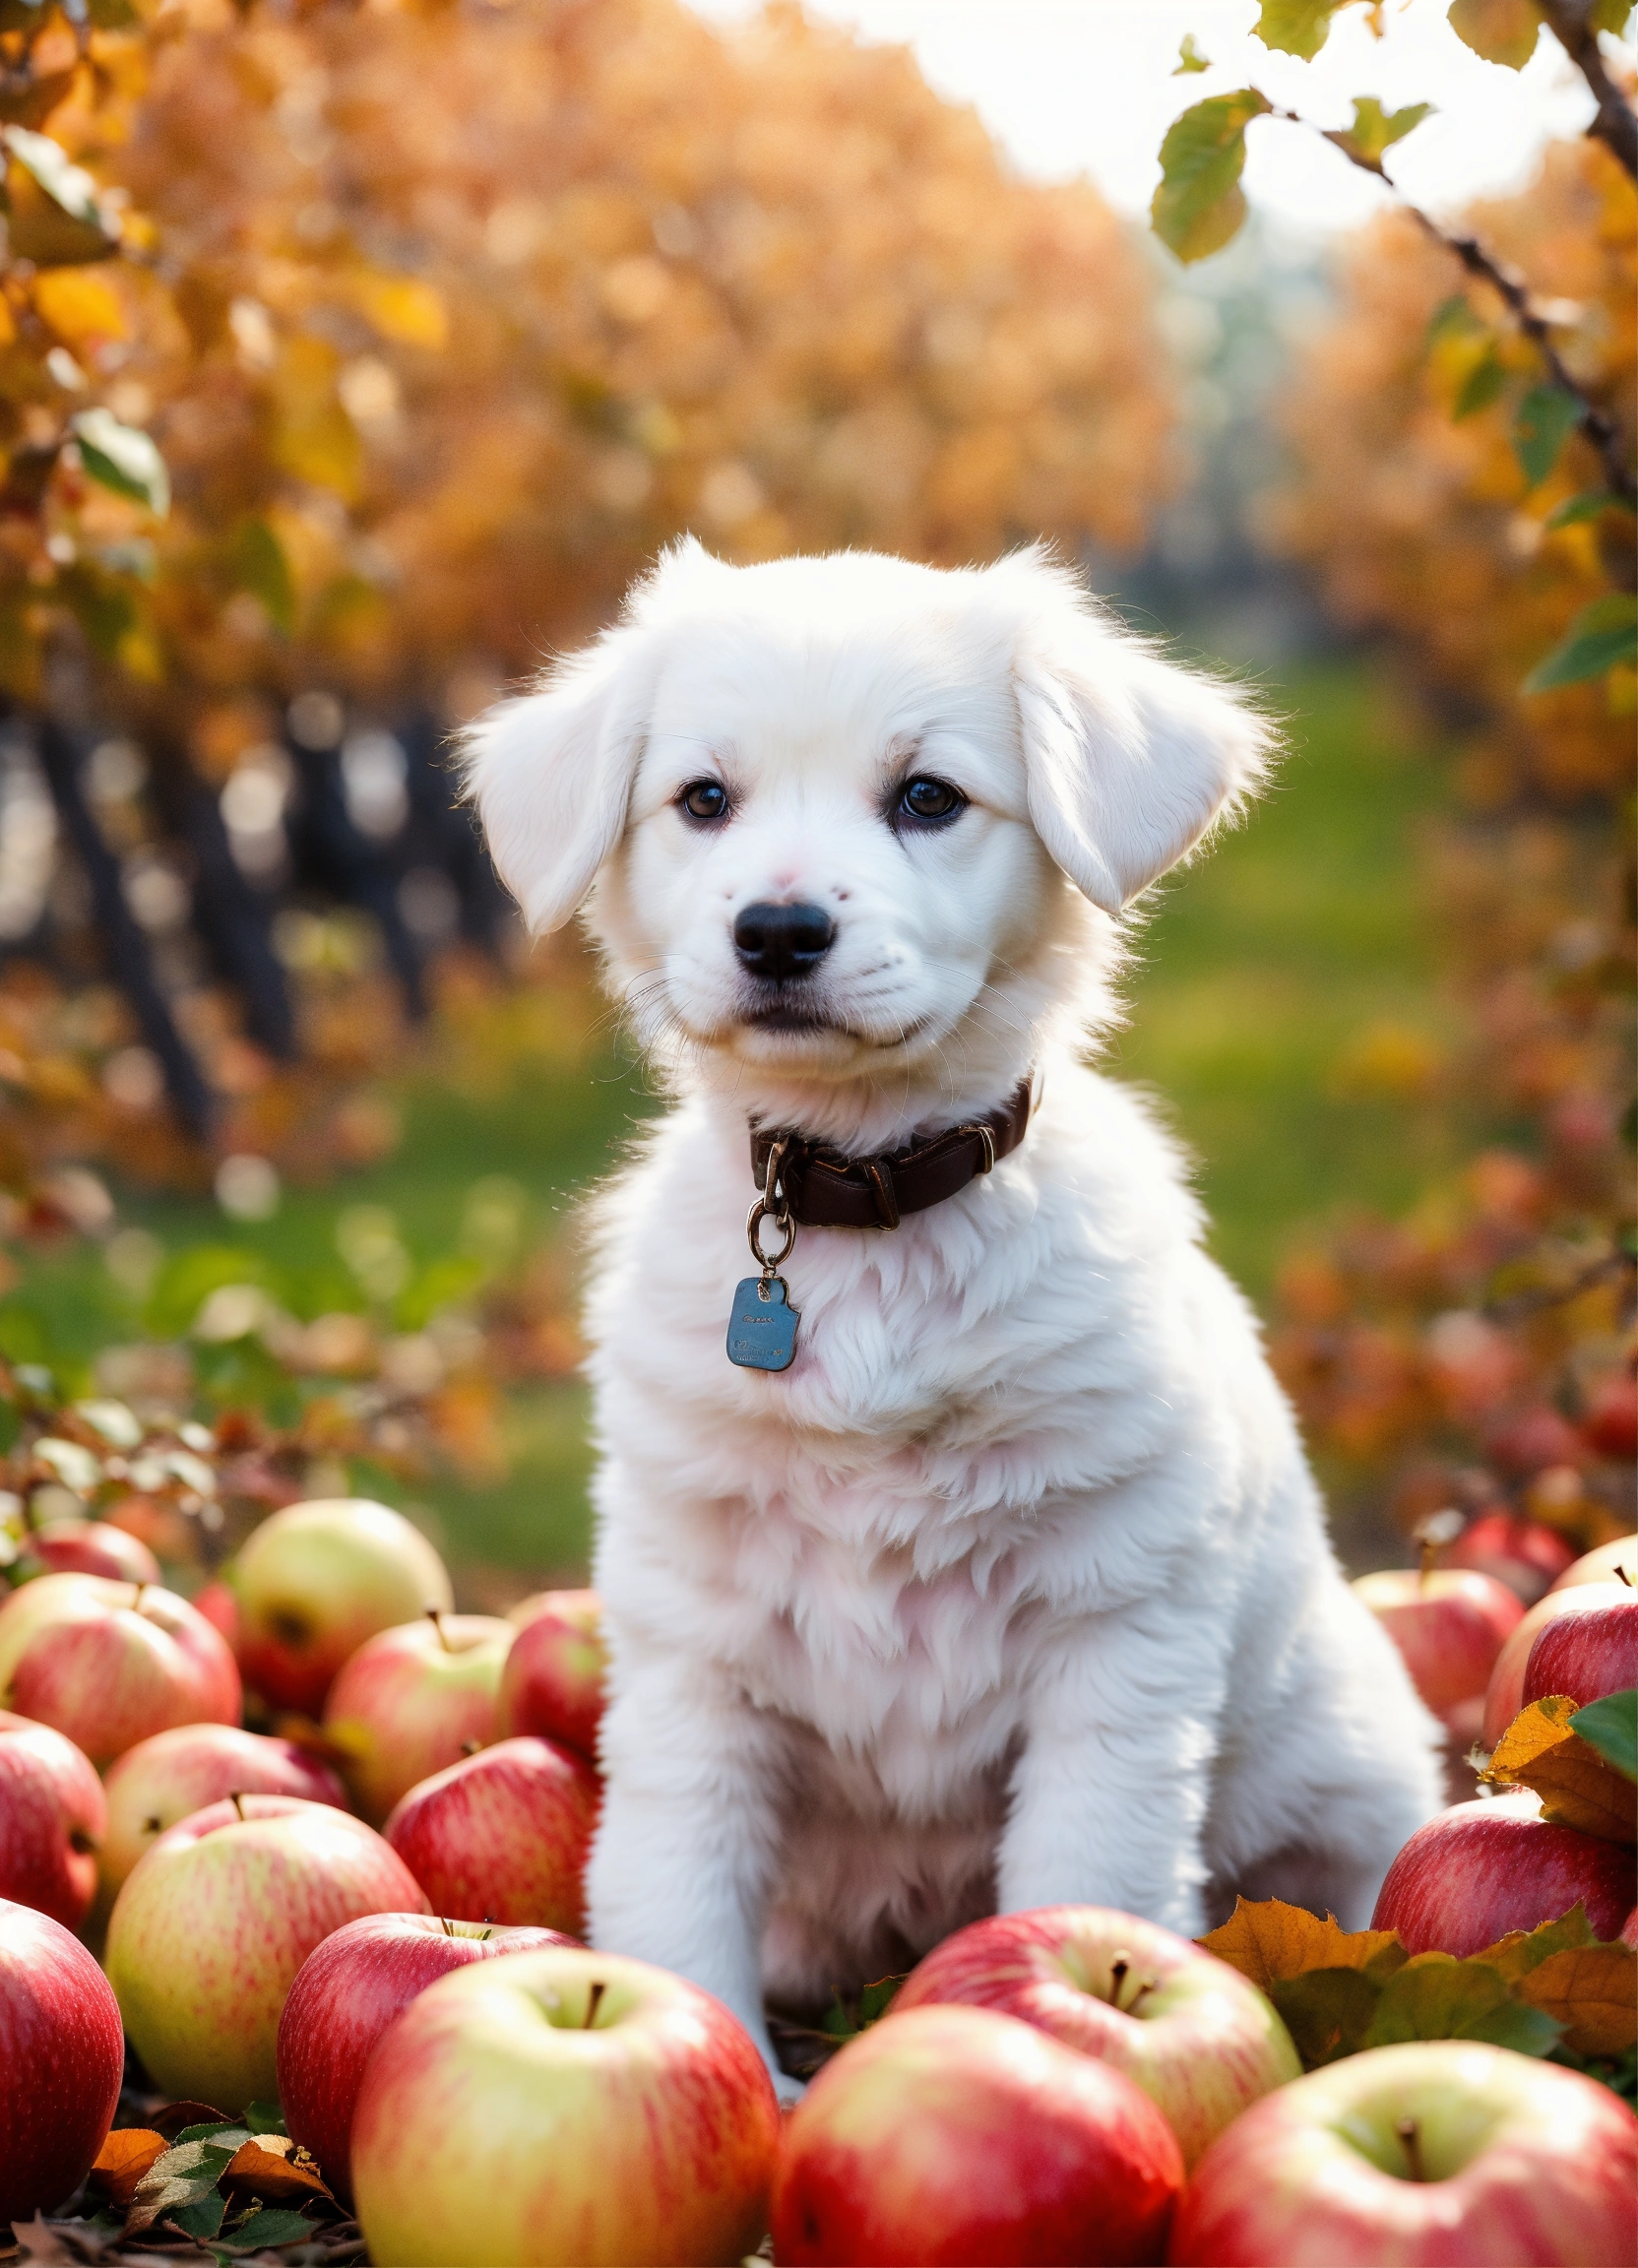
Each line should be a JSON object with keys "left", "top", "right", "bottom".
{"left": 464, "top": 541, "right": 1271, "bottom": 1095}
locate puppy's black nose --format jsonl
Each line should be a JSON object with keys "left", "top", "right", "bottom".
{"left": 733, "top": 901, "right": 835, "bottom": 983}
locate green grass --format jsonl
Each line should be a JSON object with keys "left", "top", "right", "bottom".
{"left": 7, "top": 655, "right": 1460, "bottom": 1584}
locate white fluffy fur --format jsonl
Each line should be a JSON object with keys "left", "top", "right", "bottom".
{"left": 465, "top": 540, "right": 1443, "bottom": 2097}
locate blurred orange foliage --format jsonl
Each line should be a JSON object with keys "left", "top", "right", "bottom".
{"left": 1267, "top": 135, "right": 1635, "bottom": 1557}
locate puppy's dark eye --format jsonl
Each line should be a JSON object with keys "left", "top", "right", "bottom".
{"left": 679, "top": 779, "right": 729, "bottom": 823}
{"left": 897, "top": 775, "right": 965, "bottom": 824}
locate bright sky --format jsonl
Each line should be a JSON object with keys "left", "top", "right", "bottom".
{"left": 687, "top": 0, "right": 1625, "bottom": 236}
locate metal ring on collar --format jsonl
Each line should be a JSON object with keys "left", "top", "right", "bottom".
{"left": 747, "top": 1197, "right": 796, "bottom": 1269}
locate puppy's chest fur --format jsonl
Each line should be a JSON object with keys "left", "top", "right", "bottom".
{"left": 588, "top": 1062, "right": 1247, "bottom": 1812}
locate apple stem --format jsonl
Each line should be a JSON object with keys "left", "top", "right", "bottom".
{"left": 1395, "top": 2115, "right": 1426, "bottom": 2183}
{"left": 1109, "top": 1954, "right": 1130, "bottom": 2000}
{"left": 229, "top": 1791, "right": 245, "bottom": 1821}
{"left": 133, "top": 1583, "right": 148, "bottom": 1612}
{"left": 1616, "top": 1564, "right": 1634, "bottom": 1589}
{"left": 585, "top": 1981, "right": 605, "bottom": 2028}
{"left": 439, "top": 1916, "right": 455, "bottom": 1937}
{"left": 1418, "top": 1535, "right": 1436, "bottom": 1591}
{"left": 426, "top": 1608, "right": 451, "bottom": 1650}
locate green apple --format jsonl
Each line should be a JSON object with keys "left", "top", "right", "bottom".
{"left": 228, "top": 1499, "right": 453, "bottom": 1719}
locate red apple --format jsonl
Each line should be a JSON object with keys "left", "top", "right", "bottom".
{"left": 383, "top": 1734, "right": 598, "bottom": 1933}
{"left": 894, "top": 1906, "right": 1299, "bottom": 2169}
{"left": 191, "top": 1579, "right": 241, "bottom": 1648}
{"left": 0, "top": 1710, "right": 104, "bottom": 1931}
{"left": 97, "top": 1722, "right": 349, "bottom": 1918}
{"left": 0, "top": 1898, "right": 125, "bottom": 2227}
{"left": 322, "top": 1612, "right": 513, "bottom": 1823}
{"left": 277, "top": 1912, "right": 574, "bottom": 2202}
{"left": 1167, "top": 2039, "right": 1638, "bottom": 2266}
{"left": 26, "top": 1518, "right": 160, "bottom": 1586}
{"left": 1580, "top": 1372, "right": 1637, "bottom": 1462}
{"left": 351, "top": 1946, "right": 781, "bottom": 2267}
{"left": 1353, "top": 1568, "right": 1523, "bottom": 1718}
{"left": 1482, "top": 1581, "right": 1632, "bottom": 1746}
{"left": 497, "top": 1589, "right": 606, "bottom": 1761}
{"left": 1444, "top": 1514, "right": 1574, "bottom": 1606}
{"left": 1521, "top": 1597, "right": 1638, "bottom": 1712}
{"left": 1550, "top": 1535, "right": 1638, "bottom": 1592}
{"left": 1371, "top": 1792, "right": 1632, "bottom": 1955}
{"left": 227, "top": 1498, "right": 453, "bottom": 1718}
{"left": 104, "top": 1792, "right": 428, "bottom": 2110}
{"left": 773, "top": 2001, "right": 1183, "bottom": 2266}
{"left": 0, "top": 1572, "right": 240, "bottom": 1768}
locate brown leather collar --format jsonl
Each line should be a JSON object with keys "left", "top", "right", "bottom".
{"left": 749, "top": 1077, "right": 1037, "bottom": 1230}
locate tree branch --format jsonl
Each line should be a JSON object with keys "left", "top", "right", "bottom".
{"left": 1535, "top": 0, "right": 1637, "bottom": 181}
{"left": 1273, "top": 107, "right": 1637, "bottom": 508}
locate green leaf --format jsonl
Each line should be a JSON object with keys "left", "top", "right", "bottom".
{"left": 1477, "top": 1907, "right": 1597, "bottom": 1981}
{"left": 231, "top": 519, "right": 295, "bottom": 637}
{"left": 1448, "top": 0, "right": 1543, "bottom": 68}
{"left": 243, "top": 2103, "right": 287, "bottom": 2137}
{"left": 1268, "top": 1967, "right": 1383, "bottom": 2067}
{"left": 1452, "top": 349, "right": 1508, "bottom": 419}
{"left": 219, "top": 2207, "right": 315, "bottom": 2251}
{"left": 1325, "top": 96, "right": 1435, "bottom": 168}
{"left": 170, "top": 2193, "right": 228, "bottom": 2241}
{"left": 71, "top": 408, "right": 169, "bottom": 516}
{"left": 1514, "top": 385, "right": 1583, "bottom": 488}
{"left": 1173, "top": 32, "right": 1211, "bottom": 74}
{"left": 1151, "top": 91, "right": 1271, "bottom": 264}
{"left": 1365, "top": 1956, "right": 1564, "bottom": 2055}
{"left": 1427, "top": 293, "right": 1484, "bottom": 348}
{"left": 1256, "top": 0, "right": 1341, "bottom": 58}
{"left": 3, "top": 125, "right": 107, "bottom": 228}
{"left": 1545, "top": 489, "right": 1629, "bottom": 530}
{"left": 858, "top": 1974, "right": 907, "bottom": 2025}
{"left": 1573, "top": 1690, "right": 1638, "bottom": 1784}
{"left": 173, "top": 2126, "right": 252, "bottom": 2150}
{"left": 1525, "top": 594, "right": 1638, "bottom": 692}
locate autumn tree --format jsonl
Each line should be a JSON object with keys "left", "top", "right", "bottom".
{"left": 1152, "top": 1, "right": 1635, "bottom": 1565}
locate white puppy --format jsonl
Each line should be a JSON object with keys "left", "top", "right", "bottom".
{"left": 465, "top": 539, "right": 1442, "bottom": 2095}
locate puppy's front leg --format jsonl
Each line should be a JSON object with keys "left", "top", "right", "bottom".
{"left": 998, "top": 1644, "right": 1224, "bottom": 1938}
{"left": 586, "top": 1646, "right": 797, "bottom": 2097}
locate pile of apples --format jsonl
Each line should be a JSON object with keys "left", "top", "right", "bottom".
{"left": 1, "top": 1496, "right": 1634, "bottom": 2268}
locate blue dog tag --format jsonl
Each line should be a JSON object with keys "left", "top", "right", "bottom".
{"left": 726, "top": 1274, "right": 799, "bottom": 1371}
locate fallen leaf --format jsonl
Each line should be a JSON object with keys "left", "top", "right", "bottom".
{"left": 1364, "top": 1953, "right": 1562, "bottom": 2057}
{"left": 1266, "top": 1967, "right": 1382, "bottom": 2066}
{"left": 216, "top": 2205, "right": 318, "bottom": 2253}
{"left": 149, "top": 2102, "right": 232, "bottom": 2139}
{"left": 122, "top": 2139, "right": 236, "bottom": 2237}
{"left": 222, "top": 2138, "right": 336, "bottom": 2211}
{"left": 1511, "top": 1944, "right": 1638, "bottom": 2057}
{"left": 1481, "top": 1695, "right": 1638, "bottom": 1842}
{"left": 1476, "top": 1905, "right": 1597, "bottom": 1981}
{"left": 1198, "top": 1897, "right": 1408, "bottom": 1990}
{"left": 88, "top": 2131, "right": 168, "bottom": 2209}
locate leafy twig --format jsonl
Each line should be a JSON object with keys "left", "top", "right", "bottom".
{"left": 1535, "top": 0, "right": 1637, "bottom": 180}
{"left": 1268, "top": 103, "right": 1636, "bottom": 508}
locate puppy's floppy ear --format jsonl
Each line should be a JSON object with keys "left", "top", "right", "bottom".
{"left": 1009, "top": 565, "right": 1275, "bottom": 916}
{"left": 460, "top": 628, "right": 657, "bottom": 936}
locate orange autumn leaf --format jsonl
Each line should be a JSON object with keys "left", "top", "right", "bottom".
{"left": 1198, "top": 1897, "right": 1409, "bottom": 1991}
{"left": 89, "top": 2129, "right": 168, "bottom": 2208}
{"left": 1480, "top": 1695, "right": 1638, "bottom": 1844}
{"left": 221, "top": 2134, "right": 336, "bottom": 2209}
{"left": 1509, "top": 1943, "right": 1638, "bottom": 2057}
{"left": 1475, "top": 1905, "right": 1597, "bottom": 1981}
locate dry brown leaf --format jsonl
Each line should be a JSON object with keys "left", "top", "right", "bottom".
{"left": 88, "top": 2129, "right": 169, "bottom": 2208}
{"left": 1198, "top": 1897, "right": 1409, "bottom": 1990}
{"left": 221, "top": 2135, "right": 336, "bottom": 2210}
{"left": 1511, "top": 1944, "right": 1638, "bottom": 2057}
{"left": 1481, "top": 1695, "right": 1638, "bottom": 1843}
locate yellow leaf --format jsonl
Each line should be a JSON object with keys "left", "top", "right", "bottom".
{"left": 1476, "top": 1906, "right": 1597, "bottom": 1981}
{"left": 32, "top": 267, "right": 125, "bottom": 346}
{"left": 1481, "top": 1696, "right": 1638, "bottom": 1844}
{"left": 1198, "top": 1897, "right": 1409, "bottom": 1990}
{"left": 1511, "top": 1944, "right": 1638, "bottom": 2057}
{"left": 349, "top": 272, "right": 447, "bottom": 349}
